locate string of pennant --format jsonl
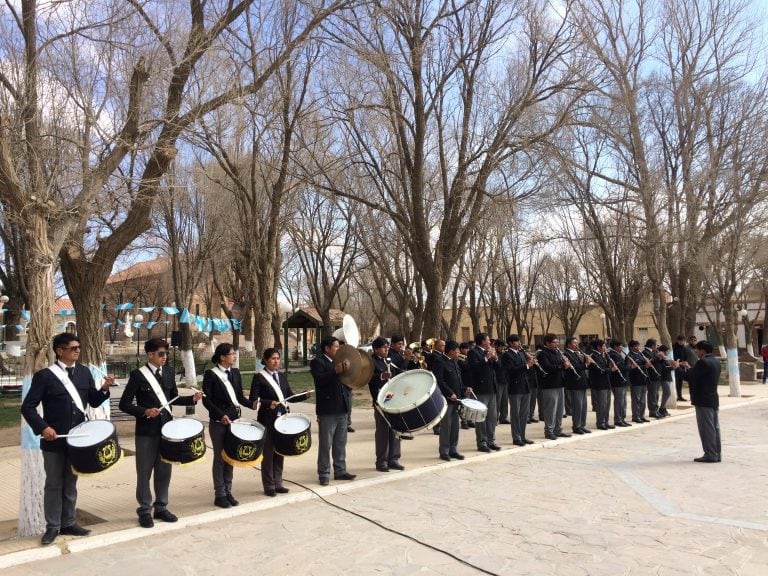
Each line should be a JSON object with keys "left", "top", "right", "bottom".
{"left": 19, "top": 303, "right": 243, "bottom": 334}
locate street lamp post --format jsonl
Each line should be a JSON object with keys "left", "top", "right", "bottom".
{"left": 0, "top": 295, "right": 8, "bottom": 350}
{"left": 599, "top": 312, "right": 607, "bottom": 340}
{"left": 135, "top": 313, "right": 144, "bottom": 368}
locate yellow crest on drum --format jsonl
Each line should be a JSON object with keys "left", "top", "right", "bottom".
{"left": 97, "top": 440, "right": 119, "bottom": 468}
{"left": 294, "top": 434, "right": 310, "bottom": 454}
{"left": 237, "top": 443, "right": 256, "bottom": 461}
{"left": 191, "top": 437, "right": 206, "bottom": 459}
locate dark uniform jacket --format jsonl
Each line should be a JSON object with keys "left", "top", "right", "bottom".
{"left": 21, "top": 362, "right": 110, "bottom": 452}
{"left": 369, "top": 354, "right": 393, "bottom": 406}
{"left": 202, "top": 367, "right": 251, "bottom": 422}
{"left": 467, "top": 346, "right": 497, "bottom": 395}
{"left": 439, "top": 357, "right": 464, "bottom": 400}
{"left": 587, "top": 352, "right": 611, "bottom": 390}
{"left": 563, "top": 348, "right": 589, "bottom": 391}
{"left": 501, "top": 349, "right": 530, "bottom": 395}
{"left": 686, "top": 354, "right": 720, "bottom": 409}
{"left": 310, "top": 354, "right": 350, "bottom": 416}
{"left": 537, "top": 347, "right": 566, "bottom": 390}
{"left": 249, "top": 371, "right": 308, "bottom": 427}
{"left": 626, "top": 351, "right": 650, "bottom": 387}
{"left": 607, "top": 349, "right": 629, "bottom": 387}
{"left": 120, "top": 364, "right": 194, "bottom": 436}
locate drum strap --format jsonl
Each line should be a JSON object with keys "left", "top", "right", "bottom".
{"left": 258, "top": 369, "right": 285, "bottom": 404}
{"left": 139, "top": 365, "right": 172, "bottom": 413}
{"left": 48, "top": 364, "right": 85, "bottom": 416}
{"left": 213, "top": 366, "right": 240, "bottom": 410}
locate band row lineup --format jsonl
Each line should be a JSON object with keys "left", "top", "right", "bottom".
{"left": 20, "top": 331, "right": 721, "bottom": 547}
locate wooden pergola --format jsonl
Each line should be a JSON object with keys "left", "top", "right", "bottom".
{"left": 281, "top": 308, "right": 345, "bottom": 366}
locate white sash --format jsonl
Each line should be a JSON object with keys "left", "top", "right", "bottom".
{"left": 139, "top": 365, "right": 172, "bottom": 412}
{"left": 48, "top": 364, "right": 86, "bottom": 415}
{"left": 258, "top": 369, "right": 285, "bottom": 404}
{"left": 213, "top": 366, "right": 240, "bottom": 408}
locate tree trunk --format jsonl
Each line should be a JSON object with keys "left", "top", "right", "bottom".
{"left": 723, "top": 307, "right": 741, "bottom": 398}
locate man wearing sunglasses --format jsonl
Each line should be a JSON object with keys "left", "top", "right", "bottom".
{"left": 21, "top": 333, "right": 113, "bottom": 545}
{"left": 120, "top": 338, "right": 202, "bottom": 528}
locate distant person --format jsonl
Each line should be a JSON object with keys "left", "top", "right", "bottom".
{"left": 680, "top": 341, "right": 721, "bottom": 463}
{"left": 760, "top": 342, "right": 768, "bottom": 385}
{"left": 21, "top": 333, "right": 113, "bottom": 545}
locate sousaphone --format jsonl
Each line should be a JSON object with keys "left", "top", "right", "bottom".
{"left": 332, "top": 315, "right": 373, "bottom": 389}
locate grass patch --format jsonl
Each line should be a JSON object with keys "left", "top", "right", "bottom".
{"left": 0, "top": 394, "right": 21, "bottom": 428}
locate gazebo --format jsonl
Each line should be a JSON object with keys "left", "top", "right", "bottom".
{"left": 282, "top": 308, "right": 345, "bottom": 366}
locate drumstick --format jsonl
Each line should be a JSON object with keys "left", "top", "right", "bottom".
{"left": 57, "top": 433, "right": 89, "bottom": 438}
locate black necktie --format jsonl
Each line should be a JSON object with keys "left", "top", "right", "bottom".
{"left": 273, "top": 372, "right": 280, "bottom": 385}
{"left": 226, "top": 369, "right": 233, "bottom": 383}
{"left": 155, "top": 368, "right": 162, "bottom": 381}
{"left": 66, "top": 367, "right": 74, "bottom": 379}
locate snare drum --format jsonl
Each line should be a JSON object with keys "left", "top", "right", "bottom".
{"left": 458, "top": 398, "right": 488, "bottom": 423}
{"left": 160, "top": 419, "right": 206, "bottom": 465}
{"left": 376, "top": 369, "right": 447, "bottom": 433}
{"left": 222, "top": 420, "right": 266, "bottom": 467}
{"left": 67, "top": 420, "right": 122, "bottom": 475}
{"left": 273, "top": 413, "right": 312, "bottom": 457}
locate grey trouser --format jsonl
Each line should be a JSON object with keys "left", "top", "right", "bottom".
{"left": 540, "top": 387, "right": 564, "bottom": 436}
{"left": 631, "top": 385, "right": 647, "bottom": 420}
{"left": 508, "top": 393, "right": 530, "bottom": 443}
{"left": 659, "top": 381, "right": 672, "bottom": 414}
{"left": 496, "top": 382, "right": 509, "bottom": 422}
{"left": 474, "top": 393, "right": 497, "bottom": 447}
{"left": 317, "top": 413, "right": 348, "bottom": 480}
{"left": 570, "top": 389, "right": 587, "bottom": 430}
{"left": 135, "top": 434, "right": 171, "bottom": 515}
{"left": 209, "top": 420, "right": 234, "bottom": 498}
{"left": 593, "top": 389, "right": 611, "bottom": 427}
{"left": 374, "top": 409, "right": 401, "bottom": 467}
{"left": 528, "top": 381, "right": 539, "bottom": 419}
{"left": 695, "top": 406, "right": 721, "bottom": 460}
{"left": 439, "top": 404, "right": 460, "bottom": 456}
{"left": 647, "top": 380, "right": 661, "bottom": 415}
{"left": 260, "top": 427, "right": 285, "bottom": 492}
{"left": 613, "top": 386, "right": 627, "bottom": 423}
{"left": 43, "top": 450, "right": 78, "bottom": 531}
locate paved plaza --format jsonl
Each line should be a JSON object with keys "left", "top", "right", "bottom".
{"left": 0, "top": 385, "right": 766, "bottom": 574}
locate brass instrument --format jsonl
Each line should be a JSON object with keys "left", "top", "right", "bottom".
{"left": 457, "top": 353, "right": 467, "bottom": 362}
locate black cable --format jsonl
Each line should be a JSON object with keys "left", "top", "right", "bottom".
{"left": 284, "top": 477, "right": 502, "bottom": 576}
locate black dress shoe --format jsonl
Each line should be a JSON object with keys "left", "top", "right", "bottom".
{"left": 439, "top": 454, "right": 451, "bottom": 461}
{"left": 573, "top": 428, "right": 585, "bottom": 435}
{"left": 513, "top": 440, "right": 525, "bottom": 446}
{"left": 225, "top": 494, "right": 239, "bottom": 506}
{"left": 489, "top": 444, "right": 502, "bottom": 451}
{"left": 153, "top": 509, "right": 178, "bottom": 522}
{"left": 388, "top": 462, "right": 405, "bottom": 470}
{"left": 524, "top": 439, "right": 534, "bottom": 444}
{"left": 214, "top": 496, "right": 231, "bottom": 508}
{"left": 477, "top": 445, "right": 492, "bottom": 453}
{"left": 679, "top": 397, "right": 688, "bottom": 402}
{"left": 347, "top": 427, "right": 355, "bottom": 433}
{"left": 449, "top": 452, "right": 465, "bottom": 460}
{"left": 545, "top": 434, "right": 557, "bottom": 440}
{"left": 580, "top": 428, "right": 592, "bottom": 434}
{"left": 597, "top": 425, "right": 607, "bottom": 430}
{"left": 376, "top": 465, "right": 390, "bottom": 472}
{"left": 59, "top": 523, "right": 91, "bottom": 536}
{"left": 529, "top": 418, "right": 539, "bottom": 423}
{"left": 641, "top": 418, "right": 651, "bottom": 422}
{"left": 606, "top": 424, "right": 615, "bottom": 429}
{"left": 41, "top": 528, "right": 58, "bottom": 545}
{"left": 694, "top": 456, "right": 719, "bottom": 463}
{"left": 265, "top": 489, "right": 276, "bottom": 497}
{"left": 499, "top": 419, "right": 511, "bottom": 424}
{"left": 632, "top": 418, "right": 642, "bottom": 423}
{"left": 139, "top": 513, "right": 154, "bottom": 528}
{"left": 319, "top": 478, "right": 329, "bottom": 486}
{"left": 334, "top": 472, "right": 356, "bottom": 480}
{"left": 556, "top": 432, "right": 571, "bottom": 438}
{"left": 400, "top": 434, "right": 415, "bottom": 440}
{"left": 460, "top": 422, "right": 469, "bottom": 429}
{"left": 275, "top": 487, "right": 289, "bottom": 494}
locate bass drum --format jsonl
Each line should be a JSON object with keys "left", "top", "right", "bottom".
{"left": 222, "top": 419, "right": 266, "bottom": 467}
{"left": 67, "top": 420, "right": 122, "bottom": 475}
{"left": 273, "top": 413, "right": 312, "bottom": 457}
{"left": 376, "top": 369, "right": 447, "bottom": 433}
{"left": 160, "top": 419, "right": 206, "bottom": 465}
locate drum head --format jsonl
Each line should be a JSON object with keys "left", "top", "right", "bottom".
{"left": 68, "top": 420, "right": 115, "bottom": 447}
{"left": 460, "top": 399, "right": 486, "bottom": 410}
{"left": 162, "top": 418, "right": 204, "bottom": 440}
{"left": 377, "top": 370, "right": 436, "bottom": 412}
{"left": 230, "top": 421, "right": 265, "bottom": 441}
{"left": 274, "top": 413, "right": 311, "bottom": 434}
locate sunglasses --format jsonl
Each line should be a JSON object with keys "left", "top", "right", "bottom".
{"left": 152, "top": 351, "right": 168, "bottom": 357}
{"left": 62, "top": 346, "right": 81, "bottom": 351}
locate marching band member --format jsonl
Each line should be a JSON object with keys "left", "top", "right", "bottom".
{"left": 249, "top": 348, "right": 311, "bottom": 496}
{"left": 458, "top": 342, "right": 474, "bottom": 429}
{"left": 368, "top": 337, "right": 404, "bottom": 472}
{"left": 501, "top": 335, "right": 534, "bottom": 446}
{"left": 626, "top": 340, "right": 651, "bottom": 423}
{"left": 467, "top": 333, "right": 500, "bottom": 452}
{"left": 656, "top": 345, "right": 674, "bottom": 417}
{"left": 21, "top": 333, "right": 113, "bottom": 546}
{"left": 493, "top": 339, "right": 510, "bottom": 424}
{"left": 587, "top": 339, "right": 613, "bottom": 430}
{"left": 679, "top": 340, "right": 721, "bottom": 463}
{"left": 437, "top": 340, "right": 466, "bottom": 460}
{"left": 608, "top": 339, "right": 631, "bottom": 427}
{"left": 120, "top": 338, "right": 202, "bottom": 528}
{"left": 202, "top": 343, "right": 257, "bottom": 508}
{"left": 642, "top": 339, "right": 663, "bottom": 418}
{"left": 536, "top": 334, "right": 571, "bottom": 440}
{"left": 563, "top": 337, "right": 591, "bottom": 434}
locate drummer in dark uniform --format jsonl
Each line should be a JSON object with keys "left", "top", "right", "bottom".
{"left": 369, "top": 337, "right": 404, "bottom": 472}
{"left": 119, "top": 338, "right": 202, "bottom": 528}
{"left": 249, "top": 348, "right": 311, "bottom": 496}
{"left": 202, "top": 343, "right": 258, "bottom": 508}
{"left": 21, "top": 333, "right": 113, "bottom": 546}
